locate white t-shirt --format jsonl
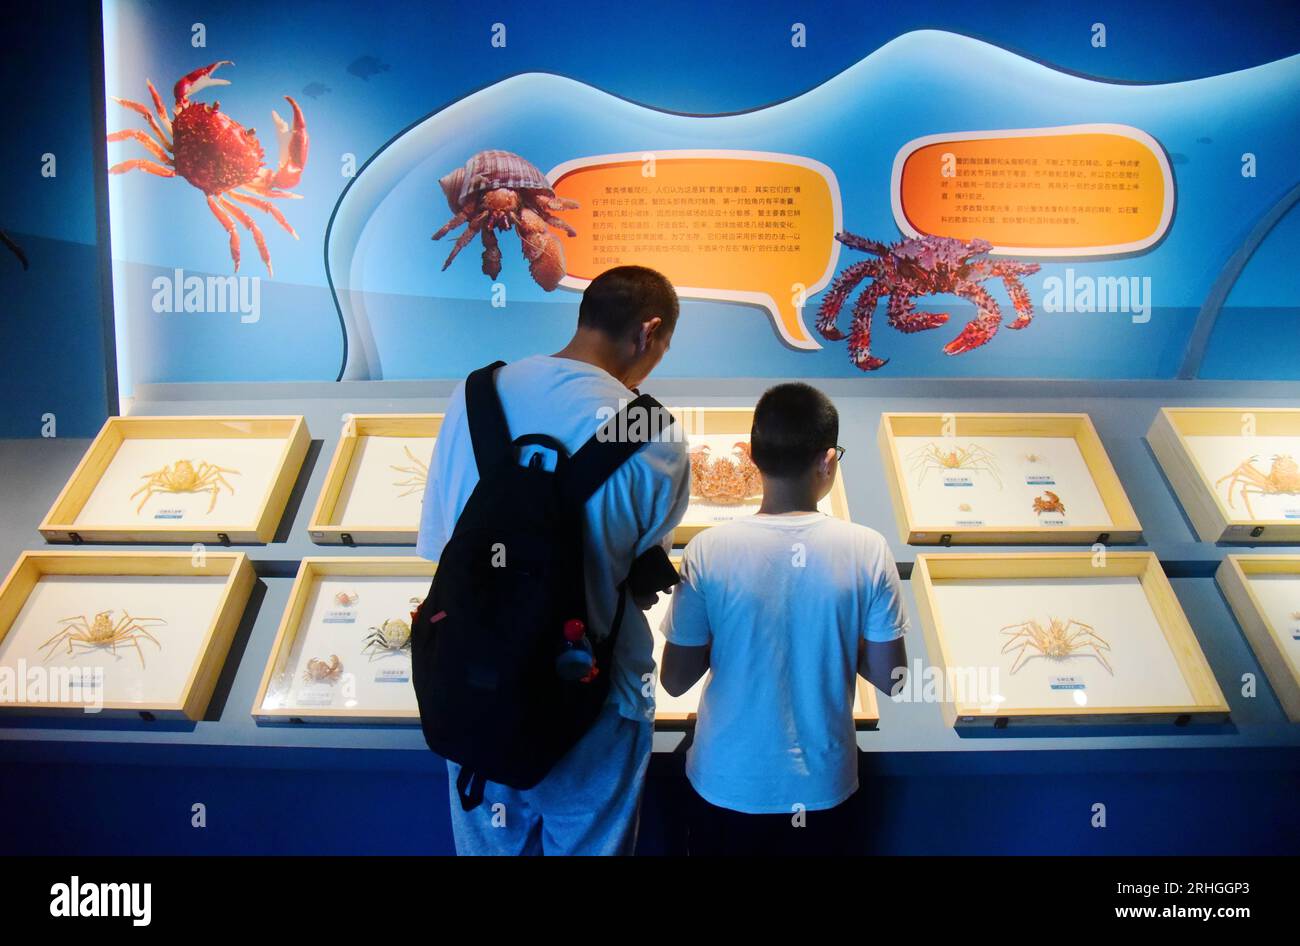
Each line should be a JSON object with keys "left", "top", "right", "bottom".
{"left": 662, "top": 513, "right": 908, "bottom": 814}
{"left": 416, "top": 355, "right": 691, "bottom": 723}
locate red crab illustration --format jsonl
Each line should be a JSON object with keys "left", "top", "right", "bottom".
{"left": 432, "top": 150, "right": 579, "bottom": 291}
{"left": 107, "top": 61, "right": 308, "bottom": 277}
{"left": 816, "top": 233, "right": 1040, "bottom": 370}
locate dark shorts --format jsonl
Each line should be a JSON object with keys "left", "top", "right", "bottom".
{"left": 686, "top": 785, "right": 858, "bottom": 856}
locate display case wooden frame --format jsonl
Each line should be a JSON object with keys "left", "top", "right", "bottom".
{"left": 879, "top": 412, "right": 1142, "bottom": 545}
{"left": 252, "top": 557, "right": 434, "bottom": 724}
{"left": 672, "top": 407, "right": 851, "bottom": 544}
{"left": 1216, "top": 555, "right": 1300, "bottom": 722}
{"left": 39, "top": 415, "right": 310, "bottom": 544}
{"left": 1147, "top": 407, "right": 1300, "bottom": 543}
{"left": 308, "top": 414, "right": 443, "bottom": 545}
{"left": 0, "top": 550, "right": 255, "bottom": 721}
{"left": 911, "top": 551, "right": 1228, "bottom": 727}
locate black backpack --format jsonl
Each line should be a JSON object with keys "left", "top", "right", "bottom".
{"left": 411, "top": 360, "right": 678, "bottom": 810}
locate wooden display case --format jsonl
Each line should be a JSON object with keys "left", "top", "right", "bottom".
{"left": 252, "top": 557, "right": 434, "bottom": 724}
{"left": 1216, "top": 555, "right": 1300, "bottom": 722}
{"left": 308, "top": 414, "right": 443, "bottom": 545}
{"left": 0, "top": 550, "right": 255, "bottom": 721}
{"left": 672, "top": 407, "right": 851, "bottom": 545}
{"left": 39, "top": 415, "right": 309, "bottom": 544}
{"left": 911, "top": 551, "right": 1228, "bottom": 728}
{"left": 879, "top": 412, "right": 1142, "bottom": 545}
{"left": 1147, "top": 407, "right": 1300, "bottom": 543}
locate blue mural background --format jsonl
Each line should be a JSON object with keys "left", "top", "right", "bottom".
{"left": 2, "top": 0, "right": 1299, "bottom": 436}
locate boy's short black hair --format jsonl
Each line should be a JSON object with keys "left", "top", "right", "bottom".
{"left": 750, "top": 383, "right": 839, "bottom": 477}
{"left": 578, "top": 265, "right": 679, "bottom": 339}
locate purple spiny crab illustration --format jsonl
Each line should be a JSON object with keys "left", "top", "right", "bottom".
{"left": 815, "top": 233, "right": 1041, "bottom": 370}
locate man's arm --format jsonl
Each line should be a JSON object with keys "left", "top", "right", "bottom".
{"left": 661, "top": 642, "right": 710, "bottom": 696}
{"left": 858, "top": 636, "right": 907, "bottom": 698}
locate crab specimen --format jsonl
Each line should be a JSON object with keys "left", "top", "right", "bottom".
{"left": 40, "top": 610, "right": 166, "bottom": 668}
{"left": 432, "top": 150, "right": 579, "bottom": 291}
{"left": 1024, "top": 453, "right": 1044, "bottom": 464}
{"left": 1215, "top": 454, "right": 1300, "bottom": 519}
{"left": 390, "top": 445, "right": 429, "bottom": 498}
{"left": 303, "top": 654, "right": 343, "bottom": 684}
{"left": 108, "top": 61, "right": 308, "bottom": 276}
{"left": 132, "top": 459, "right": 240, "bottom": 514}
{"left": 1000, "top": 617, "right": 1113, "bottom": 675}
{"left": 334, "top": 591, "right": 359, "bottom": 607}
{"left": 689, "top": 442, "right": 763, "bottom": 505}
{"left": 907, "top": 442, "right": 1002, "bottom": 488}
{"left": 815, "top": 233, "right": 1041, "bottom": 370}
{"left": 1033, "top": 490, "right": 1066, "bottom": 516}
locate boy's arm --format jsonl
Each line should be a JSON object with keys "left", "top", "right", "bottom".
{"left": 658, "top": 541, "right": 711, "bottom": 697}
{"left": 858, "top": 540, "right": 910, "bottom": 697}
{"left": 661, "top": 641, "right": 710, "bottom": 697}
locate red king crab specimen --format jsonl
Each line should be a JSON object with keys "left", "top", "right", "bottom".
{"left": 432, "top": 150, "right": 579, "bottom": 291}
{"left": 816, "top": 233, "right": 1041, "bottom": 370}
{"left": 690, "top": 442, "right": 763, "bottom": 505}
{"left": 108, "top": 61, "right": 308, "bottom": 276}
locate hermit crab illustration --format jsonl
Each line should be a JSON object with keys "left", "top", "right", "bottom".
{"left": 690, "top": 442, "right": 763, "bottom": 505}
{"left": 1215, "top": 454, "right": 1300, "bottom": 519}
{"left": 1000, "top": 617, "right": 1113, "bottom": 675}
{"left": 131, "top": 459, "right": 240, "bottom": 514}
{"left": 432, "top": 150, "right": 579, "bottom": 291}
{"left": 1032, "top": 490, "right": 1066, "bottom": 516}
{"left": 41, "top": 610, "right": 167, "bottom": 668}
{"left": 361, "top": 598, "right": 420, "bottom": 660}
{"left": 108, "top": 61, "right": 309, "bottom": 276}
{"left": 390, "top": 445, "right": 429, "bottom": 498}
{"left": 907, "top": 442, "right": 1002, "bottom": 488}
{"left": 303, "top": 654, "right": 343, "bottom": 684}
{"left": 816, "top": 233, "right": 1041, "bottom": 370}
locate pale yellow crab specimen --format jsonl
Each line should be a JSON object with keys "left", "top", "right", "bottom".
{"left": 131, "top": 459, "right": 239, "bottom": 513}
{"left": 390, "top": 445, "right": 429, "bottom": 498}
{"left": 41, "top": 610, "right": 167, "bottom": 668}
{"left": 908, "top": 441, "right": 1002, "bottom": 488}
{"left": 1215, "top": 454, "right": 1300, "bottom": 519}
{"left": 1000, "top": 616, "right": 1112, "bottom": 675}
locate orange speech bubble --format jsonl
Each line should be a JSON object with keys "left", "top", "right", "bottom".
{"left": 548, "top": 151, "right": 841, "bottom": 349}
{"left": 892, "top": 124, "right": 1174, "bottom": 256}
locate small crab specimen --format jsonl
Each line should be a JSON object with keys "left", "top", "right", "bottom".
{"left": 1000, "top": 617, "right": 1112, "bottom": 675}
{"left": 816, "top": 233, "right": 1041, "bottom": 370}
{"left": 334, "top": 590, "right": 359, "bottom": 607}
{"left": 390, "top": 445, "right": 429, "bottom": 498}
{"left": 1024, "top": 453, "right": 1044, "bottom": 464}
{"left": 908, "top": 442, "right": 1002, "bottom": 488}
{"left": 1033, "top": 490, "right": 1066, "bottom": 516}
{"left": 132, "top": 459, "right": 240, "bottom": 514}
{"left": 690, "top": 442, "right": 763, "bottom": 505}
{"left": 303, "top": 654, "right": 343, "bottom": 684}
{"left": 108, "top": 61, "right": 309, "bottom": 276}
{"left": 40, "top": 610, "right": 167, "bottom": 668}
{"left": 432, "top": 150, "right": 579, "bottom": 291}
{"left": 1215, "top": 454, "right": 1300, "bottom": 519}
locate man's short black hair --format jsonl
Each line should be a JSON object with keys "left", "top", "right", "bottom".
{"left": 750, "top": 383, "right": 839, "bottom": 477}
{"left": 578, "top": 265, "right": 679, "bottom": 338}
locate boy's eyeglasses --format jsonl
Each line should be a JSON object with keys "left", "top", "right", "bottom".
{"left": 831, "top": 445, "right": 845, "bottom": 462}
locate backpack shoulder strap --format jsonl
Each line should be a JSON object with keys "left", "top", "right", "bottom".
{"left": 562, "top": 394, "right": 676, "bottom": 507}
{"left": 464, "top": 361, "right": 511, "bottom": 475}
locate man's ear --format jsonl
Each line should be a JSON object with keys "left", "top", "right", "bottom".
{"left": 640, "top": 315, "right": 664, "bottom": 350}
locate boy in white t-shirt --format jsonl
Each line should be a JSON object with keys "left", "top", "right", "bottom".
{"left": 660, "top": 383, "right": 909, "bottom": 855}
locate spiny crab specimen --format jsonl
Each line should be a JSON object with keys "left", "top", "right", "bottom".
{"left": 816, "top": 233, "right": 1041, "bottom": 370}
{"left": 390, "top": 445, "right": 429, "bottom": 498}
{"left": 41, "top": 610, "right": 167, "bottom": 668}
{"left": 432, "top": 150, "right": 579, "bottom": 291}
{"left": 1000, "top": 617, "right": 1113, "bottom": 675}
{"left": 908, "top": 441, "right": 1003, "bottom": 488}
{"left": 1215, "top": 454, "right": 1300, "bottom": 519}
{"left": 1032, "top": 490, "right": 1067, "bottom": 515}
{"left": 690, "top": 442, "right": 763, "bottom": 505}
{"left": 108, "top": 61, "right": 308, "bottom": 276}
{"left": 132, "top": 459, "right": 240, "bottom": 514}
{"left": 362, "top": 599, "right": 419, "bottom": 660}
